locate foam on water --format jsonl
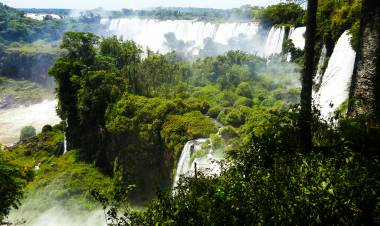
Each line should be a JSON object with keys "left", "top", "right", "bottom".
{"left": 0, "top": 99, "right": 61, "bottom": 146}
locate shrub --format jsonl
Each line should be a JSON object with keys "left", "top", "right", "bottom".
{"left": 207, "top": 106, "right": 222, "bottom": 118}
{"left": 219, "top": 126, "right": 239, "bottom": 140}
{"left": 161, "top": 111, "right": 217, "bottom": 158}
{"left": 236, "top": 82, "right": 252, "bottom": 98}
{"left": 0, "top": 159, "right": 27, "bottom": 222}
{"left": 41, "top": 125, "right": 53, "bottom": 133}
{"left": 19, "top": 126, "right": 36, "bottom": 141}
{"left": 234, "top": 96, "right": 253, "bottom": 107}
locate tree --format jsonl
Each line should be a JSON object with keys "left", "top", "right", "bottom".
{"left": 299, "top": 0, "right": 318, "bottom": 153}
{"left": 348, "top": 0, "right": 380, "bottom": 127}
{"left": 49, "top": 32, "right": 99, "bottom": 151}
{"left": 0, "top": 159, "right": 26, "bottom": 222}
{"left": 258, "top": 2, "right": 306, "bottom": 27}
{"left": 60, "top": 32, "right": 99, "bottom": 65}
{"left": 19, "top": 126, "right": 36, "bottom": 141}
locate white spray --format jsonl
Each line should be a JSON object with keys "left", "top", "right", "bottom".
{"left": 313, "top": 31, "right": 356, "bottom": 118}
{"left": 0, "top": 99, "right": 61, "bottom": 146}
{"left": 263, "top": 26, "right": 286, "bottom": 57}
{"left": 101, "top": 18, "right": 287, "bottom": 57}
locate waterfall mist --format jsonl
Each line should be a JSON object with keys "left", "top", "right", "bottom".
{"left": 8, "top": 204, "right": 106, "bottom": 226}
{"left": 0, "top": 99, "right": 61, "bottom": 146}
{"left": 101, "top": 18, "right": 273, "bottom": 57}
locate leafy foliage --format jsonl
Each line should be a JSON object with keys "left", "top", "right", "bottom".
{"left": 49, "top": 32, "right": 300, "bottom": 203}
{"left": 19, "top": 126, "right": 36, "bottom": 141}
{"left": 100, "top": 109, "right": 380, "bottom": 225}
{"left": 2, "top": 126, "right": 113, "bottom": 221}
{"left": 0, "top": 3, "right": 61, "bottom": 44}
{"left": 0, "top": 157, "right": 29, "bottom": 222}
{"left": 317, "top": 0, "right": 361, "bottom": 52}
{"left": 0, "top": 3, "right": 108, "bottom": 49}
{"left": 258, "top": 3, "right": 305, "bottom": 27}
{"left": 161, "top": 111, "right": 217, "bottom": 158}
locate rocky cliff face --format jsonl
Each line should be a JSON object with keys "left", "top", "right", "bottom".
{"left": 0, "top": 50, "right": 57, "bottom": 88}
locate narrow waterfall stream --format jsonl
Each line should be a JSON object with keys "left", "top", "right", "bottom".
{"left": 63, "top": 133, "right": 67, "bottom": 154}
{"left": 314, "top": 45, "right": 327, "bottom": 85}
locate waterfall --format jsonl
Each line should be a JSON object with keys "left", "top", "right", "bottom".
{"left": 313, "top": 31, "right": 356, "bottom": 118}
{"left": 101, "top": 18, "right": 266, "bottom": 56}
{"left": 172, "top": 137, "right": 224, "bottom": 190}
{"left": 34, "top": 163, "right": 41, "bottom": 171}
{"left": 286, "top": 26, "right": 306, "bottom": 61}
{"left": 313, "top": 45, "right": 327, "bottom": 86}
{"left": 173, "top": 138, "right": 209, "bottom": 188}
{"left": 288, "top": 26, "right": 306, "bottom": 50}
{"left": 63, "top": 133, "right": 67, "bottom": 154}
{"left": 263, "top": 26, "right": 286, "bottom": 57}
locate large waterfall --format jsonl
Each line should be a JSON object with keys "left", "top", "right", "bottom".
{"left": 101, "top": 18, "right": 289, "bottom": 57}
{"left": 313, "top": 31, "right": 356, "bottom": 118}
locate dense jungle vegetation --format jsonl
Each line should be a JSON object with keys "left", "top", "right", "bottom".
{"left": 0, "top": 3, "right": 106, "bottom": 48}
{"left": 1, "top": 0, "right": 380, "bottom": 225}
{"left": 48, "top": 32, "right": 300, "bottom": 203}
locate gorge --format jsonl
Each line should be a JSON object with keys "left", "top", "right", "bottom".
{"left": 1, "top": 1, "right": 374, "bottom": 224}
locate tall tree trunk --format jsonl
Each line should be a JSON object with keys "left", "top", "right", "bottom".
{"left": 348, "top": 0, "right": 380, "bottom": 126}
{"left": 299, "top": 0, "right": 318, "bottom": 153}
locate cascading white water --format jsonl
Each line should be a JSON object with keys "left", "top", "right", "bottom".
{"left": 101, "top": 18, "right": 272, "bottom": 56}
{"left": 173, "top": 138, "right": 209, "bottom": 188}
{"left": 0, "top": 99, "right": 61, "bottom": 146}
{"left": 63, "top": 133, "right": 67, "bottom": 154}
{"left": 286, "top": 26, "right": 306, "bottom": 61}
{"left": 313, "top": 45, "right": 327, "bottom": 85}
{"left": 173, "top": 136, "right": 224, "bottom": 190}
{"left": 288, "top": 26, "right": 306, "bottom": 50}
{"left": 313, "top": 31, "right": 356, "bottom": 118}
{"left": 263, "top": 26, "right": 286, "bottom": 57}
{"left": 189, "top": 149, "right": 223, "bottom": 177}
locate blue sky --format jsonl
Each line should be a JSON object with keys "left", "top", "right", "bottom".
{"left": 0, "top": 0, "right": 281, "bottom": 10}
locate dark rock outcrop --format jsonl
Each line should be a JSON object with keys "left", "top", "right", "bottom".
{"left": 0, "top": 50, "right": 57, "bottom": 88}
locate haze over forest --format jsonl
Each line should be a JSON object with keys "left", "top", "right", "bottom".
{"left": 0, "top": 0, "right": 379, "bottom": 225}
